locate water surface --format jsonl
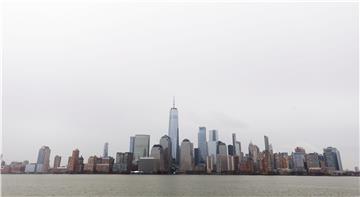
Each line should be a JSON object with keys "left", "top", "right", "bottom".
{"left": 2, "top": 175, "right": 359, "bottom": 196}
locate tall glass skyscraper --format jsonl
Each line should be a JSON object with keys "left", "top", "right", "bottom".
{"left": 36, "top": 146, "right": 51, "bottom": 173}
{"left": 103, "top": 142, "right": 109, "bottom": 158}
{"left": 168, "top": 98, "right": 179, "bottom": 163}
{"left": 264, "top": 135, "right": 270, "bottom": 151}
{"left": 198, "top": 127, "right": 207, "bottom": 163}
{"left": 133, "top": 134, "right": 150, "bottom": 164}
{"left": 323, "top": 147, "right": 343, "bottom": 171}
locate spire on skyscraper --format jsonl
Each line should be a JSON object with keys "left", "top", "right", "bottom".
{"left": 173, "top": 96, "right": 175, "bottom": 108}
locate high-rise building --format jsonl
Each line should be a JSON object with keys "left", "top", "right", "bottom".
{"left": 129, "top": 136, "right": 135, "bottom": 153}
{"left": 248, "top": 142, "right": 259, "bottom": 163}
{"left": 198, "top": 127, "right": 207, "bottom": 164}
{"left": 53, "top": 155, "right": 61, "bottom": 169}
{"left": 235, "top": 141, "right": 242, "bottom": 157}
{"left": 168, "top": 98, "right": 179, "bottom": 163}
{"left": 209, "top": 129, "right": 219, "bottom": 142}
{"left": 232, "top": 133, "right": 237, "bottom": 155}
{"left": 36, "top": 146, "right": 51, "bottom": 173}
{"left": 138, "top": 157, "right": 159, "bottom": 174}
{"left": 217, "top": 141, "right": 227, "bottom": 155}
{"left": 194, "top": 148, "right": 200, "bottom": 166}
{"left": 323, "top": 147, "right": 343, "bottom": 171}
{"left": 216, "top": 141, "right": 228, "bottom": 173}
{"left": 159, "top": 135, "right": 172, "bottom": 172}
{"left": 103, "top": 142, "right": 109, "bottom": 158}
{"left": 228, "top": 145, "right": 234, "bottom": 156}
{"left": 150, "top": 144, "right": 164, "bottom": 172}
{"left": 68, "top": 149, "right": 80, "bottom": 173}
{"left": 292, "top": 147, "right": 306, "bottom": 172}
{"left": 207, "top": 129, "right": 219, "bottom": 163}
{"left": 180, "top": 139, "right": 194, "bottom": 172}
{"left": 264, "top": 136, "right": 269, "bottom": 151}
{"left": 112, "top": 152, "right": 133, "bottom": 173}
{"left": 133, "top": 134, "right": 150, "bottom": 164}
{"left": 305, "top": 153, "right": 320, "bottom": 169}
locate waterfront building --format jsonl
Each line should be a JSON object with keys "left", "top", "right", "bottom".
{"left": 323, "top": 147, "right": 343, "bottom": 171}
{"left": 292, "top": 147, "right": 306, "bottom": 173}
{"left": 83, "top": 156, "right": 99, "bottom": 173}
{"left": 216, "top": 141, "right": 228, "bottom": 173}
{"left": 206, "top": 155, "right": 215, "bottom": 173}
{"left": 159, "top": 135, "right": 172, "bottom": 172}
{"left": 180, "top": 139, "right": 194, "bottom": 172}
{"left": 112, "top": 152, "right": 133, "bottom": 173}
{"left": 129, "top": 136, "right": 135, "bottom": 153}
{"left": 95, "top": 156, "right": 114, "bottom": 173}
{"left": 233, "top": 155, "right": 240, "bottom": 172}
{"left": 103, "top": 142, "right": 109, "bottom": 158}
{"left": 274, "top": 152, "right": 289, "bottom": 169}
{"left": 198, "top": 127, "right": 207, "bottom": 163}
{"left": 138, "top": 157, "right": 159, "bottom": 173}
{"left": 235, "top": 141, "right": 242, "bottom": 157}
{"left": 248, "top": 143, "right": 259, "bottom": 164}
{"left": 36, "top": 146, "right": 51, "bottom": 173}
{"left": 232, "top": 133, "right": 237, "bottom": 155}
{"left": 228, "top": 145, "right": 234, "bottom": 156}
{"left": 305, "top": 153, "right": 320, "bottom": 169}
{"left": 216, "top": 155, "right": 228, "bottom": 173}
{"left": 208, "top": 129, "right": 219, "bottom": 164}
{"left": 227, "top": 156, "right": 235, "bottom": 172}
{"left": 133, "top": 134, "right": 150, "bottom": 164}
{"left": 150, "top": 144, "right": 164, "bottom": 172}
{"left": 53, "top": 155, "right": 61, "bottom": 169}
{"left": 264, "top": 136, "right": 270, "bottom": 151}
{"left": 168, "top": 98, "right": 179, "bottom": 163}
{"left": 25, "top": 163, "right": 37, "bottom": 173}
{"left": 194, "top": 148, "right": 200, "bottom": 166}
{"left": 217, "top": 141, "right": 227, "bottom": 155}
{"left": 67, "top": 149, "right": 79, "bottom": 173}
{"left": 239, "top": 156, "right": 254, "bottom": 174}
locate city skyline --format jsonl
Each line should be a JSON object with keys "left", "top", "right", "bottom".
{"left": 3, "top": 3, "right": 358, "bottom": 170}
{"left": 1, "top": 100, "right": 357, "bottom": 171}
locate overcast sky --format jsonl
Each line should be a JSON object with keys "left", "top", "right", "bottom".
{"left": 2, "top": 1, "right": 359, "bottom": 169}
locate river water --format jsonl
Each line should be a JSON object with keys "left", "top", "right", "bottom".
{"left": 2, "top": 175, "right": 359, "bottom": 196}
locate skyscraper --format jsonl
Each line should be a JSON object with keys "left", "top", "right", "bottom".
{"left": 129, "top": 136, "right": 135, "bottom": 153}
{"left": 150, "top": 144, "right": 164, "bottom": 172}
{"left": 232, "top": 133, "right": 237, "bottom": 155}
{"left": 180, "top": 139, "right": 194, "bottom": 172}
{"left": 292, "top": 147, "right": 306, "bottom": 172}
{"left": 264, "top": 135, "right": 269, "bottom": 151}
{"left": 198, "top": 127, "right": 207, "bottom": 163}
{"left": 36, "top": 146, "right": 51, "bottom": 173}
{"left": 216, "top": 141, "right": 228, "bottom": 173}
{"left": 235, "top": 141, "right": 242, "bottom": 157}
{"left": 133, "top": 134, "right": 150, "bottom": 164}
{"left": 68, "top": 149, "right": 80, "bottom": 173}
{"left": 159, "top": 135, "right": 172, "bottom": 172}
{"left": 168, "top": 97, "right": 179, "bottom": 163}
{"left": 228, "top": 145, "right": 234, "bottom": 156}
{"left": 103, "top": 142, "right": 109, "bottom": 158}
{"left": 53, "top": 155, "right": 61, "bottom": 169}
{"left": 323, "top": 147, "right": 343, "bottom": 171}
{"left": 208, "top": 129, "right": 219, "bottom": 162}
{"left": 209, "top": 129, "right": 219, "bottom": 142}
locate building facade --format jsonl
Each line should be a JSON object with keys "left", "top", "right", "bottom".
{"left": 168, "top": 98, "right": 179, "bottom": 163}
{"left": 180, "top": 139, "right": 194, "bottom": 172}
{"left": 198, "top": 127, "right": 207, "bottom": 164}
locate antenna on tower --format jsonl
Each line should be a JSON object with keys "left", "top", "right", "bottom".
{"left": 173, "top": 96, "right": 175, "bottom": 108}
